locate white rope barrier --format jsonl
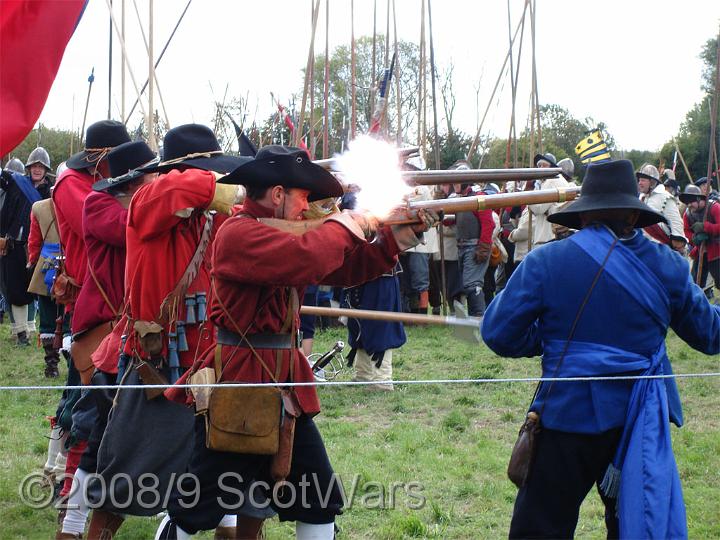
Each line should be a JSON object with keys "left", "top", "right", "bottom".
{"left": 2, "top": 371, "right": 719, "bottom": 391}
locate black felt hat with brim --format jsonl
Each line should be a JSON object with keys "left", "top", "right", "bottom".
{"left": 92, "top": 141, "right": 158, "bottom": 191}
{"left": 137, "top": 124, "right": 250, "bottom": 174}
{"left": 548, "top": 159, "right": 667, "bottom": 230}
{"left": 66, "top": 120, "right": 131, "bottom": 170}
{"left": 220, "top": 145, "right": 344, "bottom": 202}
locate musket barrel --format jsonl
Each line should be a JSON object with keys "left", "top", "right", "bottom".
{"left": 402, "top": 167, "right": 563, "bottom": 185}
{"left": 300, "top": 305, "right": 477, "bottom": 327}
{"left": 384, "top": 186, "right": 580, "bottom": 225}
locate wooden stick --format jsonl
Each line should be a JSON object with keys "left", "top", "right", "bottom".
{"left": 418, "top": 0, "right": 426, "bottom": 149}
{"left": 121, "top": 0, "right": 126, "bottom": 122}
{"left": 103, "top": 0, "right": 149, "bottom": 126}
{"left": 309, "top": 0, "right": 316, "bottom": 158}
{"left": 674, "top": 139, "right": 693, "bottom": 182}
{"left": 371, "top": 0, "right": 378, "bottom": 117}
{"left": 296, "top": 0, "right": 321, "bottom": 148}
{"left": 696, "top": 30, "right": 720, "bottom": 285}
{"left": 323, "top": 0, "right": 330, "bottom": 159}
{"left": 300, "top": 305, "right": 478, "bottom": 327}
{"left": 393, "top": 0, "right": 402, "bottom": 145}
{"left": 427, "top": 0, "right": 440, "bottom": 169}
{"left": 530, "top": 0, "right": 542, "bottom": 152}
{"left": 467, "top": 0, "right": 529, "bottom": 161}
{"left": 350, "top": 0, "right": 357, "bottom": 140}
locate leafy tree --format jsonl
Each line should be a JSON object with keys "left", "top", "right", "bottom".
{"left": 7, "top": 125, "right": 79, "bottom": 172}
{"left": 659, "top": 36, "right": 719, "bottom": 185}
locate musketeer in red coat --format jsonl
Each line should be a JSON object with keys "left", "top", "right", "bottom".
{"left": 53, "top": 120, "right": 131, "bottom": 320}
{"left": 56, "top": 141, "right": 158, "bottom": 540}
{"left": 158, "top": 146, "right": 439, "bottom": 539}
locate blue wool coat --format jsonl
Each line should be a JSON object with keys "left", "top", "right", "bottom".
{"left": 482, "top": 228, "right": 720, "bottom": 434}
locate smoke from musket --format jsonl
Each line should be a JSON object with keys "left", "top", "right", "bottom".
{"left": 334, "top": 135, "right": 407, "bottom": 217}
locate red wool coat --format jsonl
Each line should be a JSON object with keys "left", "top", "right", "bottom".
{"left": 72, "top": 191, "right": 128, "bottom": 335}
{"left": 683, "top": 201, "right": 720, "bottom": 261}
{"left": 124, "top": 168, "right": 220, "bottom": 366}
{"left": 166, "top": 198, "right": 403, "bottom": 415}
{"left": 52, "top": 168, "right": 97, "bottom": 300}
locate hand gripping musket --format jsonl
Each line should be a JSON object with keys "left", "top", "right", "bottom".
{"left": 300, "top": 302, "right": 482, "bottom": 344}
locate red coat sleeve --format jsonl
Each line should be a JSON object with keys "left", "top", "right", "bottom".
{"left": 474, "top": 209, "right": 495, "bottom": 244}
{"left": 83, "top": 192, "right": 128, "bottom": 247}
{"left": 128, "top": 169, "right": 216, "bottom": 241}
{"left": 683, "top": 213, "right": 694, "bottom": 244}
{"left": 705, "top": 203, "right": 720, "bottom": 236}
{"left": 27, "top": 211, "right": 41, "bottom": 264}
{"left": 52, "top": 171, "right": 90, "bottom": 239}
{"left": 213, "top": 219, "right": 396, "bottom": 288}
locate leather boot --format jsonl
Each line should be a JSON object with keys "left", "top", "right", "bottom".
{"left": 466, "top": 289, "right": 486, "bottom": 317}
{"left": 86, "top": 509, "right": 124, "bottom": 540}
{"left": 16, "top": 330, "right": 30, "bottom": 346}
{"left": 42, "top": 337, "right": 60, "bottom": 378}
{"left": 234, "top": 516, "right": 265, "bottom": 539}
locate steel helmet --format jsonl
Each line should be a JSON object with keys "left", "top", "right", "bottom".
{"left": 635, "top": 163, "right": 660, "bottom": 183}
{"left": 679, "top": 184, "right": 706, "bottom": 204}
{"left": 5, "top": 158, "right": 25, "bottom": 174}
{"left": 557, "top": 157, "right": 575, "bottom": 179}
{"left": 25, "top": 147, "right": 51, "bottom": 170}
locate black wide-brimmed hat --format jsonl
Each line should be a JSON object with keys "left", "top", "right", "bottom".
{"left": 66, "top": 120, "right": 131, "bottom": 170}
{"left": 548, "top": 159, "right": 667, "bottom": 230}
{"left": 137, "top": 124, "right": 250, "bottom": 174}
{"left": 92, "top": 141, "right": 158, "bottom": 191}
{"left": 220, "top": 145, "right": 344, "bottom": 202}
{"left": 533, "top": 152, "right": 557, "bottom": 168}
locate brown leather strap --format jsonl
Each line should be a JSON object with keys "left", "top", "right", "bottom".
{"left": 87, "top": 262, "right": 121, "bottom": 318}
{"left": 212, "top": 278, "right": 281, "bottom": 384}
{"left": 158, "top": 212, "right": 214, "bottom": 324}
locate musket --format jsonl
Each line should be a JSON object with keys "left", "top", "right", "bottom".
{"left": 256, "top": 187, "right": 579, "bottom": 231}
{"left": 313, "top": 145, "right": 420, "bottom": 170}
{"left": 385, "top": 185, "right": 579, "bottom": 225}
{"left": 400, "top": 167, "right": 563, "bottom": 186}
{"left": 301, "top": 303, "right": 481, "bottom": 344}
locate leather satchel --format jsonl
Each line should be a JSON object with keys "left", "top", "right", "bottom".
{"left": 0, "top": 235, "right": 8, "bottom": 256}
{"left": 51, "top": 270, "right": 80, "bottom": 305}
{"left": 205, "top": 382, "right": 281, "bottom": 455}
{"left": 507, "top": 411, "right": 540, "bottom": 488}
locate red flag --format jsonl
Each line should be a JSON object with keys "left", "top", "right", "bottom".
{"left": 0, "top": 0, "right": 87, "bottom": 156}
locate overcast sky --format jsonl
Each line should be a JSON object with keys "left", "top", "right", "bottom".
{"left": 38, "top": 0, "right": 720, "bottom": 153}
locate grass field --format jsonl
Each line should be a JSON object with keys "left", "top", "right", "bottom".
{"left": 0, "top": 321, "right": 718, "bottom": 539}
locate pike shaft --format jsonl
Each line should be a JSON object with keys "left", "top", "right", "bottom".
{"left": 300, "top": 306, "right": 476, "bottom": 327}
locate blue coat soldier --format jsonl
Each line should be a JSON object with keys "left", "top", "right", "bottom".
{"left": 482, "top": 159, "right": 720, "bottom": 539}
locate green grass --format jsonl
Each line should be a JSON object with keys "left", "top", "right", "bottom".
{"left": 0, "top": 322, "right": 718, "bottom": 539}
